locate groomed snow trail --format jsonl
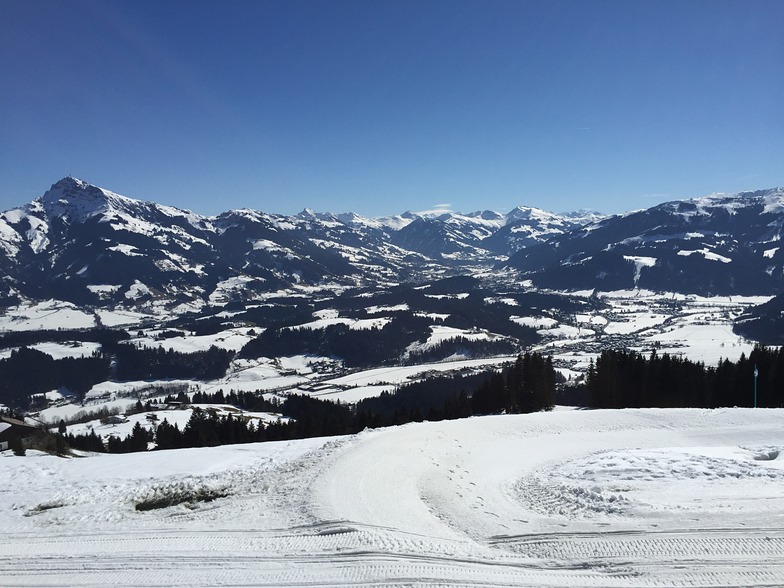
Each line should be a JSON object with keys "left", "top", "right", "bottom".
{"left": 1, "top": 408, "right": 783, "bottom": 587}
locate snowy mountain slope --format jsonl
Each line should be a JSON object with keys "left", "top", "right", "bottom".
{"left": 391, "top": 213, "right": 499, "bottom": 262}
{"left": 388, "top": 207, "right": 596, "bottom": 262}
{"left": 507, "top": 188, "right": 784, "bottom": 295}
{"left": 1, "top": 408, "right": 782, "bottom": 586}
{"left": 733, "top": 291, "right": 784, "bottom": 345}
{"left": 0, "top": 178, "right": 219, "bottom": 306}
{"left": 483, "top": 206, "right": 598, "bottom": 253}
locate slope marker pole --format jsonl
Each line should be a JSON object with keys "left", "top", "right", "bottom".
{"left": 753, "top": 364, "right": 758, "bottom": 408}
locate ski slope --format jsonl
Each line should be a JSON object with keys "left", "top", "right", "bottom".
{"left": 1, "top": 408, "right": 783, "bottom": 587}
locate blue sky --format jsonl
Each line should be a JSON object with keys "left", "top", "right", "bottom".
{"left": 1, "top": 0, "right": 782, "bottom": 217}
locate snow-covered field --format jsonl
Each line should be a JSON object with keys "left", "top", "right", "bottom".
{"left": 533, "top": 292, "right": 768, "bottom": 374}
{"left": 2, "top": 408, "right": 782, "bottom": 587}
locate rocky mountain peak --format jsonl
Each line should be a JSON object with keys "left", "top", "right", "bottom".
{"left": 39, "top": 177, "right": 113, "bottom": 222}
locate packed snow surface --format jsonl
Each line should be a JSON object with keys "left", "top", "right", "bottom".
{"left": 1, "top": 408, "right": 782, "bottom": 587}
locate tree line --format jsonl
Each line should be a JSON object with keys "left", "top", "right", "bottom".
{"left": 404, "top": 336, "right": 517, "bottom": 364}
{"left": 0, "top": 327, "right": 130, "bottom": 349}
{"left": 238, "top": 315, "right": 434, "bottom": 367}
{"left": 63, "top": 352, "right": 556, "bottom": 453}
{"left": 587, "top": 346, "right": 784, "bottom": 408}
{"left": 0, "top": 344, "right": 234, "bottom": 410}
{"left": 110, "top": 344, "right": 233, "bottom": 381}
{"left": 0, "top": 347, "right": 110, "bottom": 410}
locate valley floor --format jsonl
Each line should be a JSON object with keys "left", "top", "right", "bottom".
{"left": 1, "top": 408, "right": 783, "bottom": 587}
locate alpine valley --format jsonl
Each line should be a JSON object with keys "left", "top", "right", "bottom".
{"left": 0, "top": 177, "right": 782, "bottom": 392}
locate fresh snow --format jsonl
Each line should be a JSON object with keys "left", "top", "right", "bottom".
{"left": 366, "top": 303, "right": 409, "bottom": 314}
{"left": 124, "top": 280, "right": 153, "bottom": 300}
{"left": 510, "top": 315, "right": 559, "bottom": 329}
{"left": 0, "top": 341, "right": 101, "bottom": 361}
{"left": 130, "top": 328, "right": 254, "bottom": 353}
{"left": 0, "top": 300, "right": 96, "bottom": 332}
{"left": 289, "top": 309, "right": 391, "bottom": 331}
{"left": 531, "top": 291, "right": 770, "bottom": 374}
{"left": 323, "top": 356, "right": 516, "bottom": 388}
{"left": 677, "top": 249, "right": 733, "bottom": 263}
{"left": 107, "top": 244, "right": 144, "bottom": 257}
{"left": 62, "top": 404, "right": 288, "bottom": 445}
{"left": 1, "top": 408, "right": 782, "bottom": 586}
{"left": 94, "top": 308, "right": 152, "bottom": 327}
{"left": 417, "top": 325, "right": 495, "bottom": 348}
{"left": 603, "top": 312, "right": 670, "bottom": 335}
{"left": 641, "top": 321, "right": 755, "bottom": 365}
{"left": 538, "top": 324, "right": 594, "bottom": 338}
{"left": 623, "top": 255, "right": 656, "bottom": 287}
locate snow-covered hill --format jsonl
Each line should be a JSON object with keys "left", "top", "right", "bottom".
{"left": 2, "top": 408, "right": 782, "bottom": 586}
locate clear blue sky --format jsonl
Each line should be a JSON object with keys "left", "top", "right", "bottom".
{"left": 1, "top": 0, "right": 782, "bottom": 217}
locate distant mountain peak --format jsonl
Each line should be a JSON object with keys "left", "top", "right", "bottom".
{"left": 507, "top": 205, "right": 549, "bottom": 220}
{"left": 557, "top": 209, "right": 606, "bottom": 225}
{"left": 44, "top": 176, "right": 104, "bottom": 203}
{"left": 39, "top": 177, "right": 118, "bottom": 222}
{"left": 470, "top": 210, "right": 505, "bottom": 222}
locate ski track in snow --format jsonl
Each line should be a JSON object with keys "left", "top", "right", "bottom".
{"left": 1, "top": 408, "right": 783, "bottom": 587}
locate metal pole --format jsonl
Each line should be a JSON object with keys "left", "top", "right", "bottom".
{"left": 754, "top": 365, "right": 758, "bottom": 408}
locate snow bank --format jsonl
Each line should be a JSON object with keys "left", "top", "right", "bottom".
{"left": 1, "top": 408, "right": 782, "bottom": 586}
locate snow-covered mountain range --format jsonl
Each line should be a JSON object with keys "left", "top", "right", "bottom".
{"left": 1, "top": 178, "right": 783, "bottom": 311}
{"left": 0, "top": 178, "right": 601, "bottom": 308}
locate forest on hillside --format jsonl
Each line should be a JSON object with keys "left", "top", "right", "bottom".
{"left": 0, "top": 340, "right": 233, "bottom": 410}
{"left": 62, "top": 352, "right": 556, "bottom": 454}
{"left": 587, "top": 346, "right": 783, "bottom": 409}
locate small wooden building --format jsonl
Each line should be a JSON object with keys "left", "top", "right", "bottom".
{"left": 0, "top": 416, "right": 40, "bottom": 452}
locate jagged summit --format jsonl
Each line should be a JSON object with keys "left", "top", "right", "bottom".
{"left": 507, "top": 205, "right": 567, "bottom": 224}
{"left": 39, "top": 177, "right": 119, "bottom": 222}
{"left": 36, "top": 177, "right": 206, "bottom": 230}
{"left": 558, "top": 209, "right": 606, "bottom": 225}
